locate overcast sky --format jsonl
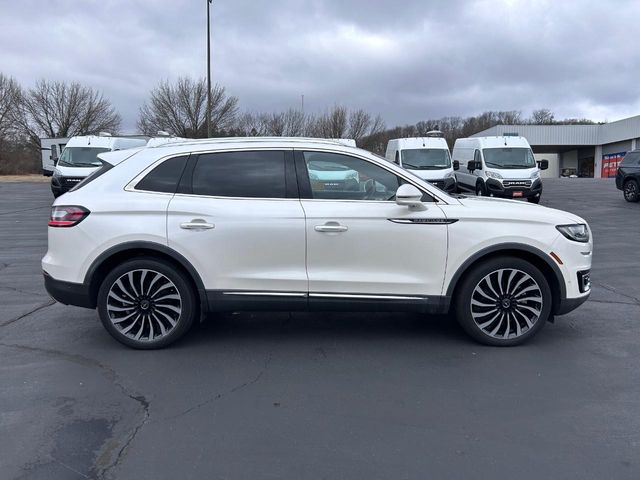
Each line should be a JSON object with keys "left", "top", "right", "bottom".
{"left": 2, "top": 0, "right": 640, "bottom": 132}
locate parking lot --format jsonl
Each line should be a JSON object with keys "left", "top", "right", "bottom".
{"left": 1, "top": 178, "right": 639, "bottom": 479}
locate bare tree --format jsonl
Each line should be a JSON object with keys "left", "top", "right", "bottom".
{"left": 0, "top": 73, "right": 21, "bottom": 141}
{"left": 138, "top": 77, "right": 238, "bottom": 137}
{"left": 15, "top": 79, "right": 121, "bottom": 148}
{"left": 347, "top": 109, "right": 386, "bottom": 141}
{"left": 313, "top": 105, "right": 348, "bottom": 138}
{"left": 530, "top": 109, "right": 555, "bottom": 125}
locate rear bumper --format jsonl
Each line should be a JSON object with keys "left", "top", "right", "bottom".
{"left": 44, "top": 271, "right": 94, "bottom": 309}
{"left": 486, "top": 178, "right": 542, "bottom": 199}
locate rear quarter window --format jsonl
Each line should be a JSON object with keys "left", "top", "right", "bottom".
{"left": 136, "top": 156, "right": 189, "bottom": 193}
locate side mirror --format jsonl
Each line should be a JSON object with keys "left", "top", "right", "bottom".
{"left": 537, "top": 159, "right": 549, "bottom": 170}
{"left": 467, "top": 160, "right": 481, "bottom": 171}
{"left": 51, "top": 145, "right": 59, "bottom": 164}
{"left": 453, "top": 160, "right": 459, "bottom": 171}
{"left": 395, "top": 184, "right": 425, "bottom": 210}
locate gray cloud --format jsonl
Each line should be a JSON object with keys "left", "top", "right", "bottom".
{"left": 1, "top": 0, "right": 639, "bottom": 132}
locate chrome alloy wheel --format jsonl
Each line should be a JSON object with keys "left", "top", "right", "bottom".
{"left": 470, "top": 268, "right": 543, "bottom": 339}
{"left": 106, "top": 269, "right": 182, "bottom": 342}
{"left": 624, "top": 181, "right": 638, "bottom": 201}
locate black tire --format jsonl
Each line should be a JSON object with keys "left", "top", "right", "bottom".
{"left": 97, "top": 257, "right": 196, "bottom": 349}
{"left": 527, "top": 195, "right": 541, "bottom": 204}
{"left": 623, "top": 179, "right": 639, "bottom": 202}
{"left": 475, "top": 181, "right": 486, "bottom": 197}
{"left": 454, "top": 256, "right": 552, "bottom": 346}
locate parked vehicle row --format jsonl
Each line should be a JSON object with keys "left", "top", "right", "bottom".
{"left": 43, "top": 137, "right": 592, "bottom": 349}
{"left": 384, "top": 134, "right": 548, "bottom": 202}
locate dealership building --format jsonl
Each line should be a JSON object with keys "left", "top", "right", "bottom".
{"left": 474, "top": 114, "right": 640, "bottom": 178}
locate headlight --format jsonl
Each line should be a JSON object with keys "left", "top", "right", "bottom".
{"left": 485, "top": 170, "right": 502, "bottom": 180}
{"left": 346, "top": 170, "right": 359, "bottom": 181}
{"left": 556, "top": 224, "right": 590, "bottom": 243}
{"left": 444, "top": 171, "right": 455, "bottom": 179}
{"left": 53, "top": 168, "right": 61, "bottom": 178}
{"left": 309, "top": 171, "right": 319, "bottom": 181}
{"left": 531, "top": 170, "right": 540, "bottom": 180}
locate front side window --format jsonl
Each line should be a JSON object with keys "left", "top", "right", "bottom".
{"left": 304, "top": 151, "right": 401, "bottom": 201}
{"left": 482, "top": 148, "right": 536, "bottom": 169}
{"left": 136, "top": 156, "right": 188, "bottom": 193}
{"left": 401, "top": 149, "right": 451, "bottom": 169}
{"left": 58, "top": 147, "right": 110, "bottom": 168}
{"left": 192, "top": 150, "right": 286, "bottom": 198}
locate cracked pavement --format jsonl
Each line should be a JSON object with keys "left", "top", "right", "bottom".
{"left": 1, "top": 179, "right": 639, "bottom": 479}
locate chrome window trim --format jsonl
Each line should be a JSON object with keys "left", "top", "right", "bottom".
{"left": 124, "top": 145, "right": 451, "bottom": 204}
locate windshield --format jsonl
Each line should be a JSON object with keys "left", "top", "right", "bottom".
{"left": 58, "top": 147, "right": 110, "bottom": 167}
{"left": 401, "top": 149, "right": 451, "bottom": 169}
{"left": 482, "top": 148, "right": 536, "bottom": 169}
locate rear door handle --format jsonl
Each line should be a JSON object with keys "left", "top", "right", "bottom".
{"left": 314, "top": 223, "right": 348, "bottom": 233}
{"left": 180, "top": 219, "right": 215, "bottom": 230}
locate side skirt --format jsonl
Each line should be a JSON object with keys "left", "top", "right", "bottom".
{"left": 206, "top": 290, "right": 449, "bottom": 314}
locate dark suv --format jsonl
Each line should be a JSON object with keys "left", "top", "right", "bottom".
{"left": 616, "top": 150, "right": 640, "bottom": 202}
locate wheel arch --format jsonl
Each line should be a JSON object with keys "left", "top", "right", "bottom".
{"left": 445, "top": 243, "right": 565, "bottom": 314}
{"left": 84, "top": 241, "right": 207, "bottom": 314}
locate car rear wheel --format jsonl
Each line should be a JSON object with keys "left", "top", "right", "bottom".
{"left": 623, "top": 179, "right": 639, "bottom": 202}
{"left": 97, "top": 258, "right": 196, "bottom": 349}
{"left": 454, "top": 257, "right": 552, "bottom": 346}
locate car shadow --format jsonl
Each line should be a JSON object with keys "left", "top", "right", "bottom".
{"left": 178, "top": 311, "right": 473, "bottom": 348}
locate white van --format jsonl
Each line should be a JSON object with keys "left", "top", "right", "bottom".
{"left": 453, "top": 136, "right": 548, "bottom": 203}
{"left": 51, "top": 134, "right": 147, "bottom": 197}
{"left": 146, "top": 136, "right": 189, "bottom": 148}
{"left": 385, "top": 133, "right": 458, "bottom": 193}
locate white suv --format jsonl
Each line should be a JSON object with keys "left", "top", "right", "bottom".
{"left": 42, "top": 138, "right": 592, "bottom": 349}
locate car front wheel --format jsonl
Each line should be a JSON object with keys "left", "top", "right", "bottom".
{"left": 454, "top": 257, "right": 552, "bottom": 346}
{"left": 97, "top": 258, "right": 196, "bottom": 349}
{"left": 623, "top": 179, "right": 639, "bottom": 202}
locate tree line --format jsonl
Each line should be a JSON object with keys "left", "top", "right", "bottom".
{"left": 0, "top": 72, "right": 598, "bottom": 174}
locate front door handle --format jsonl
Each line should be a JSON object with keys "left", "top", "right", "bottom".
{"left": 314, "top": 223, "right": 348, "bottom": 233}
{"left": 180, "top": 219, "right": 215, "bottom": 230}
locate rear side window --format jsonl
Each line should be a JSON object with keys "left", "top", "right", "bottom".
{"left": 192, "top": 151, "right": 286, "bottom": 198}
{"left": 621, "top": 151, "right": 640, "bottom": 166}
{"left": 136, "top": 156, "right": 188, "bottom": 193}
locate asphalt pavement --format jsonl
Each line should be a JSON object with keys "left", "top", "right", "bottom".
{"left": 1, "top": 178, "right": 639, "bottom": 479}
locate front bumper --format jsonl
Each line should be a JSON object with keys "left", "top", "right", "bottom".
{"left": 51, "top": 175, "right": 85, "bottom": 196}
{"left": 486, "top": 178, "right": 542, "bottom": 199}
{"left": 555, "top": 291, "right": 590, "bottom": 315}
{"left": 44, "top": 271, "right": 94, "bottom": 309}
{"left": 428, "top": 176, "right": 457, "bottom": 193}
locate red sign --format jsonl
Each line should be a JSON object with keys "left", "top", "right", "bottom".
{"left": 601, "top": 152, "right": 625, "bottom": 178}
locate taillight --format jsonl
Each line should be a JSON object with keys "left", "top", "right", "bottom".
{"left": 48, "top": 206, "right": 90, "bottom": 227}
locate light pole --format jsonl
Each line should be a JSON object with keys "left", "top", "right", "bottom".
{"left": 206, "top": 0, "right": 212, "bottom": 138}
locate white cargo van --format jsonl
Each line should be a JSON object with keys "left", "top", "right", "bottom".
{"left": 145, "top": 136, "right": 189, "bottom": 148}
{"left": 453, "top": 136, "right": 548, "bottom": 203}
{"left": 385, "top": 133, "right": 458, "bottom": 193}
{"left": 51, "top": 134, "right": 147, "bottom": 197}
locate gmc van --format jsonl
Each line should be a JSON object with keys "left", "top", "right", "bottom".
{"left": 453, "top": 136, "right": 548, "bottom": 203}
